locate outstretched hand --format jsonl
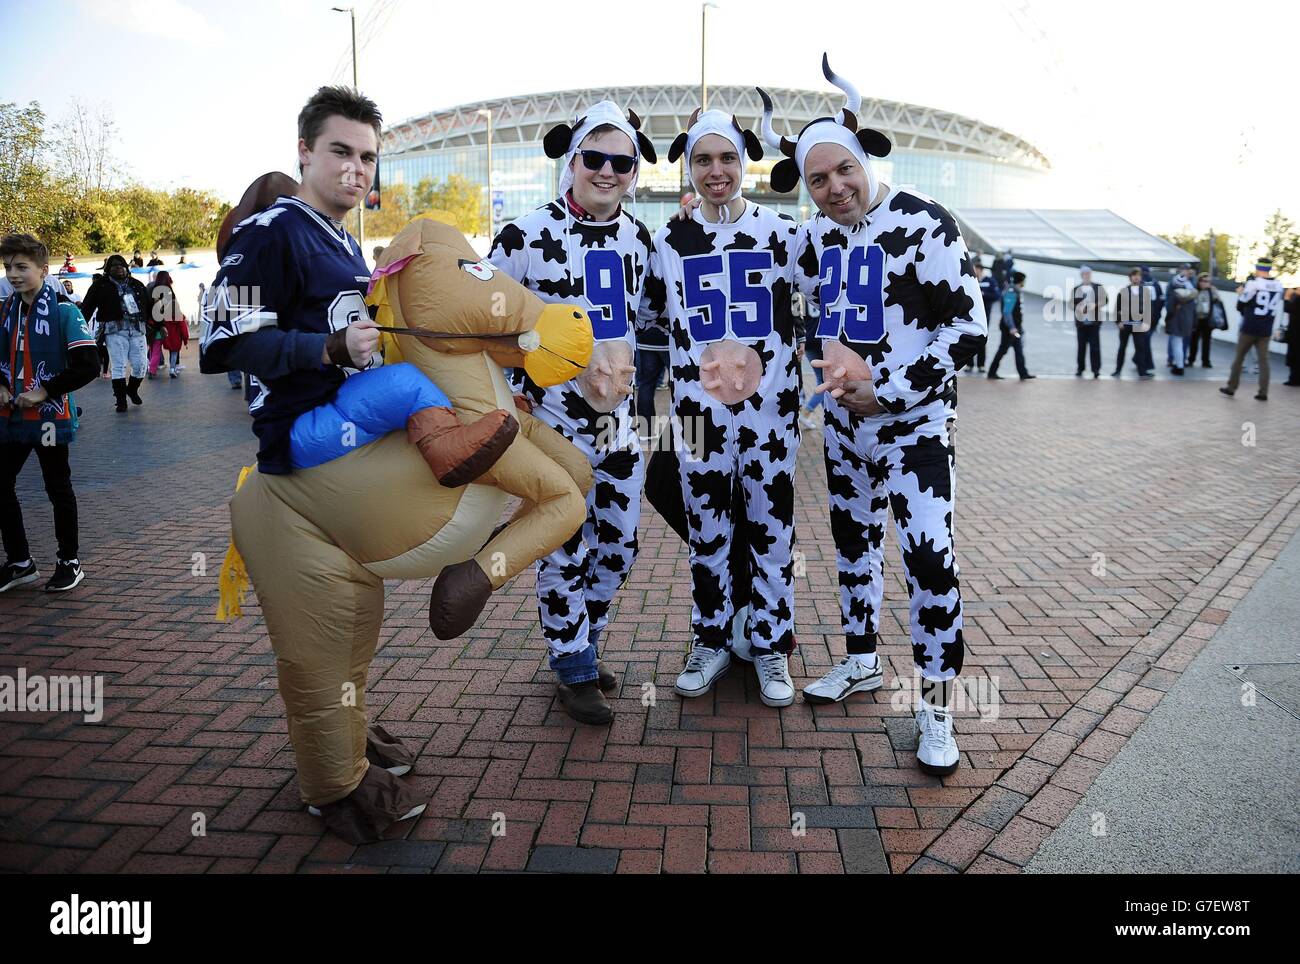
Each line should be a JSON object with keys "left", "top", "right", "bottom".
{"left": 812, "top": 358, "right": 882, "bottom": 415}
{"left": 578, "top": 342, "right": 636, "bottom": 412}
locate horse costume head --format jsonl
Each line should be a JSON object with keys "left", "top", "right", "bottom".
{"left": 371, "top": 217, "right": 593, "bottom": 387}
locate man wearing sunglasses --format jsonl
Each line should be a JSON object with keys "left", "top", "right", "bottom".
{"left": 488, "top": 100, "right": 656, "bottom": 726}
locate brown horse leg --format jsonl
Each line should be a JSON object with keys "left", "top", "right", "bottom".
{"left": 502, "top": 408, "right": 595, "bottom": 524}
{"left": 407, "top": 406, "right": 518, "bottom": 487}
{"left": 426, "top": 425, "right": 587, "bottom": 638}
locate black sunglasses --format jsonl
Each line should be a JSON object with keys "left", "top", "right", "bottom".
{"left": 577, "top": 149, "right": 637, "bottom": 175}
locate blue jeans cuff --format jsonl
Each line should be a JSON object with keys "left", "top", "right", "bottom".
{"left": 550, "top": 642, "right": 598, "bottom": 685}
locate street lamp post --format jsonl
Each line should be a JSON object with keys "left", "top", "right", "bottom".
{"left": 331, "top": 5, "right": 364, "bottom": 246}
{"left": 701, "top": 3, "right": 718, "bottom": 110}
{"left": 477, "top": 107, "right": 494, "bottom": 240}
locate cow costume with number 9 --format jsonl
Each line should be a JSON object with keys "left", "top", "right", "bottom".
{"left": 486, "top": 100, "right": 657, "bottom": 725}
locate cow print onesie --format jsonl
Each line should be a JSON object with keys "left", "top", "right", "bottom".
{"left": 489, "top": 199, "right": 652, "bottom": 680}
{"left": 639, "top": 201, "right": 801, "bottom": 654}
{"left": 794, "top": 186, "right": 987, "bottom": 682}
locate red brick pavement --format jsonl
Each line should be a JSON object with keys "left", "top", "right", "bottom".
{"left": 2, "top": 349, "right": 1298, "bottom": 873}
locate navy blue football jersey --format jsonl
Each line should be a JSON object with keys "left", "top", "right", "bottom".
{"left": 201, "top": 195, "right": 373, "bottom": 473}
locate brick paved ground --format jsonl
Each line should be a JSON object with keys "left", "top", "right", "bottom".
{"left": 1, "top": 342, "right": 1297, "bottom": 874}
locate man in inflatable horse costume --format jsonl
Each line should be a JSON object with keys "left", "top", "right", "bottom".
{"left": 224, "top": 216, "right": 595, "bottom": 842}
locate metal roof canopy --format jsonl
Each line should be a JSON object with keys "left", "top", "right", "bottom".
{"left": 955, "top": 208, "right": 1195, "bottom": 269}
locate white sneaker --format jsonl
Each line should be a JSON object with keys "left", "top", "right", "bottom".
{"left": 729, "top": 606, "right": 753, "bottom": 663}
{"left": 915, "top": 704, "right": 960, "bottom": 776}
{"left": 798, "top": 409, "right": 819, "bottom": 430}
{"left": 754, "top": 651, "right": 795, "bottom": 707}
{"left": 675, "top": 643, "right": 731, "bottom": 698}
{"left": 803, "top": 654, "right": 883, "bottom": 704}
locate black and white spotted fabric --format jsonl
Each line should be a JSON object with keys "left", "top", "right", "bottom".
{"left": 793, "top": 185, "right": 985, "bottom": 681}
{"left": 822, "top": 404, "right": 963, "bottom": 679}
{"left": 488, "top": 199, "right": 652, "bottom": 669}
{"left": 792, "top": 186, "right": 986, "bottom": 419}
{"left": 638, "top": 201, "right": 801, "bottom": 654}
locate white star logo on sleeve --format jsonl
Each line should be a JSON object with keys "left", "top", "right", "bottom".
{"left": 200, "top": 280, "right": 278, "bottom": 349}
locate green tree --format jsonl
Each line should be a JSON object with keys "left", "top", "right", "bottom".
{"left": 117, "top": 185, "right": 167, "bottom": 250}
{"left": 356, "top": 182, "right": 414, "bottom": 239}
{"left": 1161, "top": 229, "right": 1239, "bottom": 280}
{"left": 413, "top": 174, "right": 485, "bottom": 235}
{"left": 159, "top": 188, "right": 229, "bottom": 250}
{"left": 70, "top": 191, "right": 133, "bottom": 254}
{"left": 355, "top": 174, "right": 486, "bottom": 240}
{"left": 1260, "top": 209, "right": 1300, "bottom": 277}
{"left": 0, "top": 101, "right": 82, "bottom": 252}
{"left": 3, "top": 99, "right": 230, "bottom": 256}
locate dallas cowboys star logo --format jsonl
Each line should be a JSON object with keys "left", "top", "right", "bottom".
{"left": 200, "top": 280, "right": 272, "bottom": 346}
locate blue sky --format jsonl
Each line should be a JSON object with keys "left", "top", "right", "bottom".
{"left": 5, "top": 0, "right": 1296, "bottom": 249}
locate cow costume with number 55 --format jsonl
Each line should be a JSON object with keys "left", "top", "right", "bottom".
{"left": 637, "top": 105, "right": 804, "bottom": 709}
{"left": 767, "top": 57, "right": 987, "bottom": 775}
{"left": 486, "top": 101, "right": 657, "bottom": 726}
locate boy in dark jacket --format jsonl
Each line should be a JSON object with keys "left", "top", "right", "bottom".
{"left": 987, "top": 271, "right": 1034, "bottom": 380}
{"left": 0, "top": 234, "right": 100, "bottom": 592}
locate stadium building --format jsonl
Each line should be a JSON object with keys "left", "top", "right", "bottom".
{"left": 381, "top": 84, "right": 1052, "bottom": 228}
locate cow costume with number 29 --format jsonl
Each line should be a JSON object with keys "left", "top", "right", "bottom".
{"left": 764, "top": 61, "right": 987, "bottom": 687}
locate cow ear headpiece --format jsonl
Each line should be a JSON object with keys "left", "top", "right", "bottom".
{"left": 757, "top": 87, "right": 800, "bottom": 194}
{"left": 666, "top": 107, "right": 700, "bottom": 163}
{"left": 543, "top": 114, "right": 587, "bottom": 160}
{"left": 625, "top": 108, "right": 658, "bottom": 164}
{"left": 730, "top": 116, "right": 763, "bottom": 161}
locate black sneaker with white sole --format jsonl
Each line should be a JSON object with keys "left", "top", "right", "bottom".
{"left": 44, "top": 559, "right": 84, "bottom": 592}
{"left": 802, "top": 654, "right": 884, "bottom": 704}
{"left": 0, "top": 559, "right": 39, "bottom": 593}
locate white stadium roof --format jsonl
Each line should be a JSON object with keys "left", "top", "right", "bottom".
{"left": 382, "top": 85, "right": 1050, "bottom": 171}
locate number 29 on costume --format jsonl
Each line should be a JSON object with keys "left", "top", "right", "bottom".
{"left": 816, "top": 244, "right": 884, "bottom": 344}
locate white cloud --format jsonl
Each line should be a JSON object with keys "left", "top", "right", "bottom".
{"left": 81, "top": 0, "right": 227, "bottom": 47}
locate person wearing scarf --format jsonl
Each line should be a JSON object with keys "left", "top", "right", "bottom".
{"left": 764, "top": 56, "right": 987, "bottom": 776}
{"left": 486, "top": 100, "right": 656, "bottom": 725}
{"left": 0, "top": 234, "right": 100, "bottom": 594}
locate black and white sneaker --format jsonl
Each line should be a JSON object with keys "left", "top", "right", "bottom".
{"left": 915, "top": 704, "right": 960, "bottom": 776}
{"left": 803, "top": 654, "right": 884, "bottom": 704}
{"left": 44, "top": 559, "right": 84, "bottom": 592}
{"left": 0, "top": 559, "right": 39, "bottom": 593}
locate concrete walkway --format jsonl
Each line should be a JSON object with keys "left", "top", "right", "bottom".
{"left": 1027, "top": 525, "right": 1300, "bottom": 873}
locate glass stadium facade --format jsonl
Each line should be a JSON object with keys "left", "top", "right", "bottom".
{"left": 381, "top": 85, "right": 1051, "bottom": 230}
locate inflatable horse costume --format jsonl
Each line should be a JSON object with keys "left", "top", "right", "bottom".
{"left": 216, "top": 177, "right": 596, "bottom": 841}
